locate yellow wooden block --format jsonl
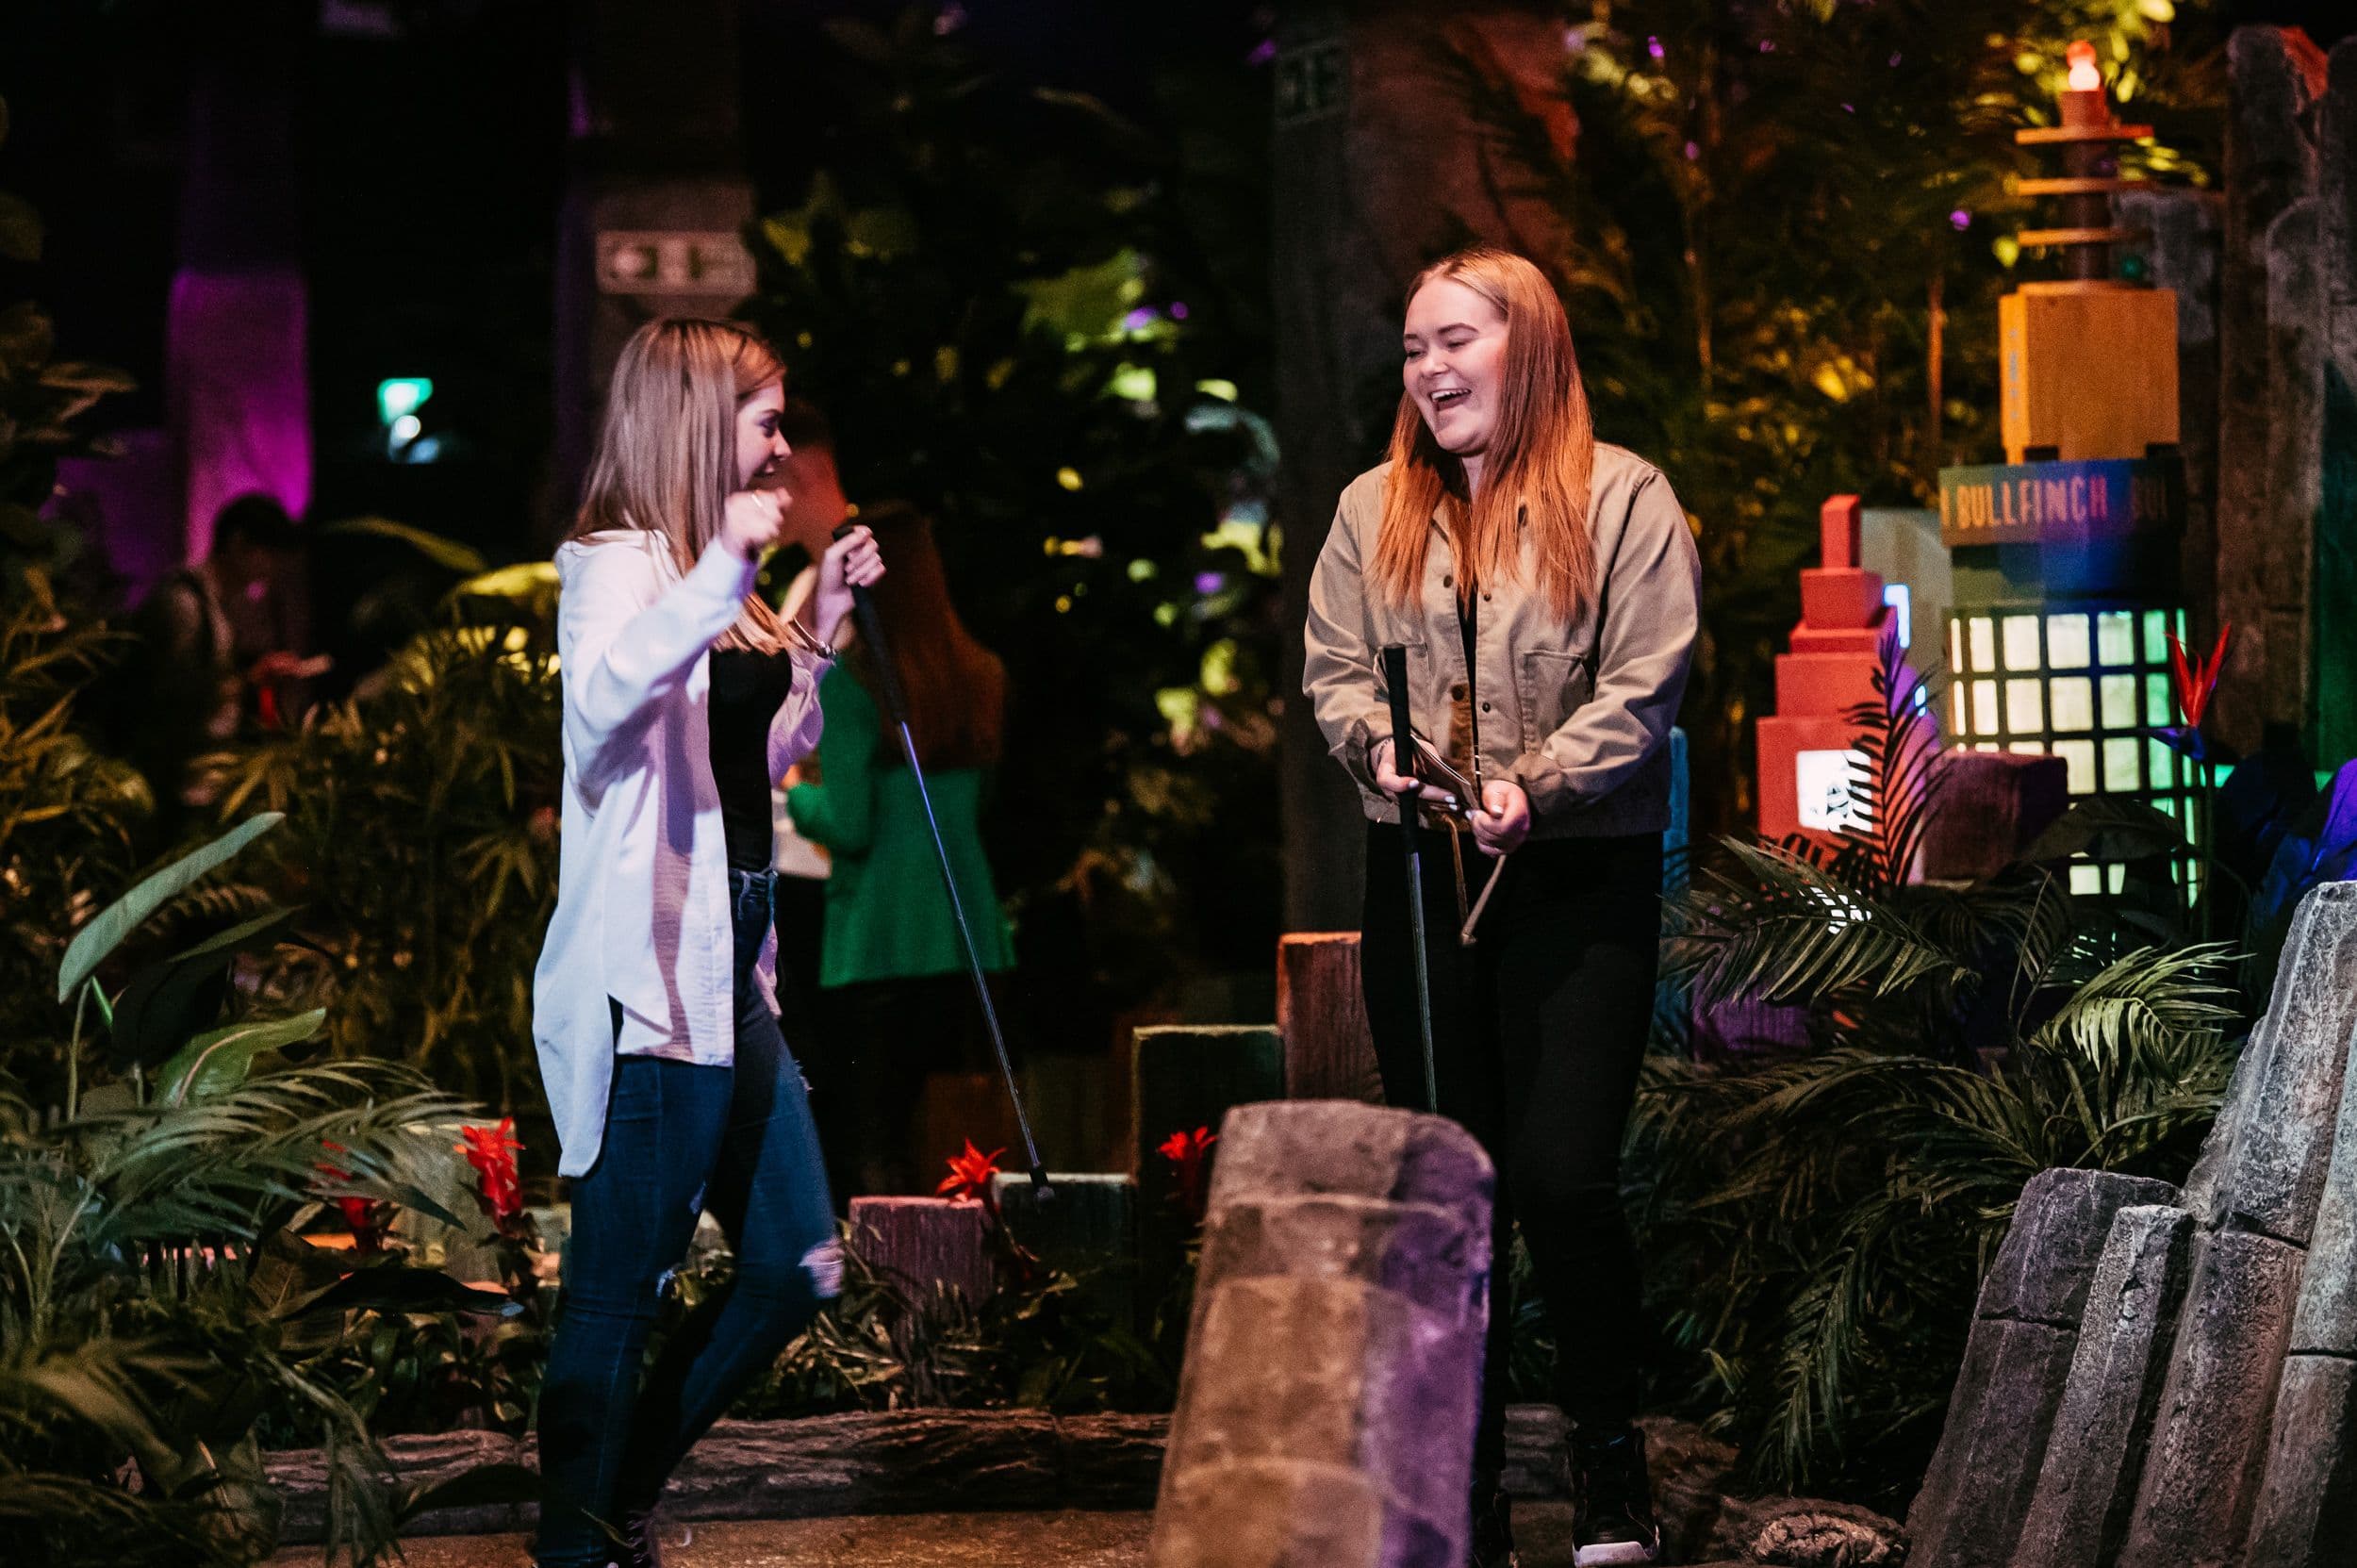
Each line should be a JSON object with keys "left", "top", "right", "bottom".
{"left": 1999, "top": 284, "right": 2180, "bottom": 463}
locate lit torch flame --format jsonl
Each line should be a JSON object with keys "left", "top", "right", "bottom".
{"left": 2066, "top": 41, "right": 2101, "bottom": 93}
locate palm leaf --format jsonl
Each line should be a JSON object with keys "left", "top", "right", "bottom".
{"left": 57, "top": 816, "right": 283, "bottom": 1001}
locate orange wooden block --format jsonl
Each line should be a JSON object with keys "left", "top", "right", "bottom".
{"left": 1998, "top": 285, "right": 2179, "bottom": 463}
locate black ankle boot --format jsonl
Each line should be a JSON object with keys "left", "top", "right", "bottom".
{"left": 1571, "top": 1425, "right": 1661, "bottom": 1566}
{"left": 1470, "top": 1475, "right": 1520, "bottom": 1568}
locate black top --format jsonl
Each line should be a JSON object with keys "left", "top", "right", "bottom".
{"left": 708, "top": 647, "right": 798, "bottom": 871}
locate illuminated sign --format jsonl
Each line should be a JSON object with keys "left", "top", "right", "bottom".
{"left": 1795, "top": 749, "right": 1867, "bottom": 833}
{"left": 596, "top": 231, "right": 757, "bottom": 298}
{"left": 1937, "top": 457, "right": 2181, "bottom": 549}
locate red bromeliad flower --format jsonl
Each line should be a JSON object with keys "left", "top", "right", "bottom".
{"left": 937, "top": 1138, "right": 1005, "bottom": 1205}
{"left": 457, "top": 1118, "right": 525, "bottom": 1237}
{"left": 316, "top": 1140, "right": 388, "bottom": 1253}
{"left": 2157, "top": 623, "right": 2233, "bottom": 765}
{"left": 1158, "top": 1126, "right": 1219, "bottom": 1224}
{"left": 2168, "top": 623, "right": 2232, "bottom": 733}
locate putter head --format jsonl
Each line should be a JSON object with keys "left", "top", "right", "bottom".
{"left": 1028, "top": 1164, "right": 1055, "bottom": 1201}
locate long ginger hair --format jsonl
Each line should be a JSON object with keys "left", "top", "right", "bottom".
{"left": 1371, "top": 247, "right": 1597, "bottom": 619}
{"left": 572, "top": 317, "right": 789, "bottom": 652}
{"left": 852, "top": 505, "right": 1005, "bottom": 770}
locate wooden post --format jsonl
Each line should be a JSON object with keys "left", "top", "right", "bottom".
{"left": 1277, "top": 933, "right": 1381, "bottom": 1103}
{"left": 848, "top": 1196, "right": 995, "bottom": 1308}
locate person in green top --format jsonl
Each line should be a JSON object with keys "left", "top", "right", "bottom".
{"left": 783, "top": 503, "right": 1013, "bottom": 1197}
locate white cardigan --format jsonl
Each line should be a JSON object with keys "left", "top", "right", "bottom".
{"left": 531, "top": 530, "right": 829, "bottom": 1177}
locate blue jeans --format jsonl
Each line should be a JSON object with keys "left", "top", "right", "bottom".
{"left": 536, "top": 868, "right": 841, "bottom": 1567}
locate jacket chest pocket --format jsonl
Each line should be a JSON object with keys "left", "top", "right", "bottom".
{"left": 1519, "top": 649, "right": 1595, "bottom": 749}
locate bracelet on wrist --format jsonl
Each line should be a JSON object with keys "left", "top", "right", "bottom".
{"left": 783, "top": 619, "right": 836, "bottom": 662}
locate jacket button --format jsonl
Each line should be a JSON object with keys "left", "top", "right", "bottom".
{"left": 1442, "top": 573, "right": 1453, "bottom": 587}
{"left": 1482, "top": 592, "right": 1492, "bottom": 602}
{"left": 1451, "top": 682, "right": 1467, "bottom": 700}
{"left": 1480, "top": 701, "right": 1492, "bottom": 713}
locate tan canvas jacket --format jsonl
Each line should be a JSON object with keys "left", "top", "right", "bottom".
{"left": 1303, "top": 444, "right": 1700, "bottom": 840}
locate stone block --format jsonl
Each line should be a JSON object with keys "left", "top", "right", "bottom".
{"left": 1920, "top": 751, "right": 2071, "bottom": 883}
{"left": 1277, "top": 933, "right": 1382, "bottom": 1103}
{"left": 2181, "top": 1022, "right": 2269, "bottom": 1223}
{"left": 1166, "top": 1276, "right": 1479, "bottom": 1541}
{"left": 1152, "top": 1459, "right": 1414, "bottom": 1568}
{"left": 1133, "top": 1023, "right": 1283, "bottom": 1181}
{"left": 1976, "top": 1168, "right": 2182, "bottom": 1328}
{"left": 1905, "top": 1316, "right": 2079, "bottom": 1568}
{"left": 1203, "top": 1099, "right": 1493, "bottom": 1213}
{"left": 2288, "top": 1014, "right": 2357, "bottom": 1357}
{"left": 2245, "top": 1353, "right": 2357, "bottom": 1568}
{"left": 989, "top": 1170, "right": 1135, "bottom": 1321}
{"left": 2014, "top": 1205, "right": 2194, "bottom": 1568}
{"left": 2209, "top": 881, "right": 2357, "bottom": 1245}
{"left": 1196, "top": 1194, "right": 1488, "bottom": 1330}
{"left": 2116, "top": 1228, "right": 2305, "bottom": 1568}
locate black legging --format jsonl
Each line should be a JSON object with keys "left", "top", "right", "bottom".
{"left": 1360, "top": 820, "right": 1659, "bottom": 1477}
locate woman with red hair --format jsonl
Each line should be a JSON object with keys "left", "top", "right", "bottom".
{"left": 1305, "top": 247, "right": 1700, "bottom": 1567}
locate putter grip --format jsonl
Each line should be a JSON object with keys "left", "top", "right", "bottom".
{"left": 1379, "top": 644, "right": 1414, "bottom": 790}
{"left": 831, "top": 522, "right": 909, "bottom": 723}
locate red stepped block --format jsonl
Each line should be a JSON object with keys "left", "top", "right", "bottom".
{"left": 1801, "top": 567, "right": 1886, "bottom": 630}
{"left": 1821, "top": 494, "right": 1862, "bottom": 571}
{"left": 1775, "top": 651, "right": 1885, "bottom": 717}
{"left": 1790, "top": 619, "right": 1888, "bottom": 656}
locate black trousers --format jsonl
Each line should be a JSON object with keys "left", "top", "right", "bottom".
{"left": 1360, "top": 820, "right": 1659, "bottom": 1477}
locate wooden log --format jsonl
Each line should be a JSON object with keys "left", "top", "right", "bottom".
{"left": 260, "top": 1401, "right": 1586, "bottom": 1543}
{"left": 1277, "top": 933, "right": 1381, "bottom": 1104}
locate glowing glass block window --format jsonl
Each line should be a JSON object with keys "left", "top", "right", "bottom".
{"left": 2003, "top": 616, "right": 2042, "bottom": 670}
{"left": 1969, "top": 617, "right": 1996, "bottom": 672}
{"left": 2103, "top": 737, "right": 2141, "bottom": 791}
{"left": 2098, "top": 612, "right": 2136, "bottom": 666}
{"left": 1973, "top": 680, "right": 2000, "bottom": 734}
{"left": 2146, "top": 673, "right": 2172, "bottom": 727}
{"left": 2053, "top": 738, "right": 2096, "bottom": 792}
{"left": 2007, "top": 679, "right": 2045, "bottom": 733}
{"left": 2052, "top": 677, "right": 2095, "bottom": 732}
{"left": 2048, "top": 614, "right": 2091, "bottom": 668}
{"left": 2071, "top": 864, "right": 2102, "bottom": 895}
{"left": 2101, "top": 675, "right": 2137, "bottom": 730}
{"left": 2144, "top": 610, "right": 2170, "bottom": 665}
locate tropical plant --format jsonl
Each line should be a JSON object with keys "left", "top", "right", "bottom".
{"left": 1634, "top": 635, "right": 2243, "bottom": 1501}
{"left": 744, "top": 6, "right": 1284, "bottom": 1023}
{"left": 5, "top": 817, "right": 523, "bottom": 1565}
{"left": 206, "top": 572, "right": 561, "bottom": 1127}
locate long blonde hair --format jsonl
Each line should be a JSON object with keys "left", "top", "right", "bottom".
{"left": 573, "top": 317, "right": 788, "bottom": 652}
{"left": 1371, "top": 246, "right": 1596, "bottom": 619}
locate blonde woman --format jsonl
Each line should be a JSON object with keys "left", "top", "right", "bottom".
{"left": 1305, "top": 247, "right": 1700, "bottom": 1568}
{"left": 531, "top": 318, "right": 882, "bottom": 1568}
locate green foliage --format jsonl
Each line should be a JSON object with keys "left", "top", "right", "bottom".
{"left": 0, "top": 602, "right": 151, "bottom": 1103}
{"left": 4, "top": 821, "right": 508, "bottom": 1566}
{"left": 745, "top": 9, "right": 1282, "bottom": 1006}
{"left": 208, "top": 592, "right": 561, "bottom": 1119}
{"left": 1466, "top": 2, "right": 2222, "bottom": 834}
{"left": 1636, "top": 645, "right": 2242, "bottom": 1500}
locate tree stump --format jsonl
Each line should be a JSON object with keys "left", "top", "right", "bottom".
{"left": 847, "top": 1195, "right": 995, "bottom": 1307}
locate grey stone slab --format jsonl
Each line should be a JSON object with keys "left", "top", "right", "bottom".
{"left": 2245, "top": 1352, "right": 2357, "bottom": 1568}
{"left": 2014, "top": 1205, "right": 2194, "bottom": 1568}
{"left": 2287, "top": 1013, "right": 2357, "bottom": 1356}
{"left": 2184, "top": 1020, "right": 2270, "bottom": 1224}
{"left": 1975, "top": 1167, "right": 2181, "bottom": 1328}
{"left": 1906, "top": 1317, "right": 2078, "bottom": 1568}
{"left": 2117, "top": 1229, "right": 2306, "bottom": 1568}
{"left": 2211, "top": 882, "right": 2357, "bottom": 1246}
